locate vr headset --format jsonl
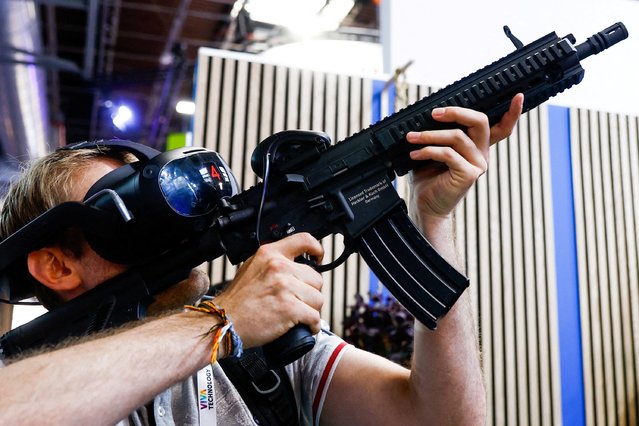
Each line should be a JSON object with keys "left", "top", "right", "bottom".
{"left": 0, "top": 139, "right": 238, "bottom": 303}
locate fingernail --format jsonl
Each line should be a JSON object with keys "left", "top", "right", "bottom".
{"left": 432, "top": 107, "right": 445, "bottom": 117}
{"left": 406, "top": 131, "right": 419, "bottom": 141}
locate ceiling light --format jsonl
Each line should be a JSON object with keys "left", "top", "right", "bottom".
{"left": 176, "top": 100, "right": 195, "bottom": 115}
{"left": 111, "top": 105, "right": 134, "bottom": 131}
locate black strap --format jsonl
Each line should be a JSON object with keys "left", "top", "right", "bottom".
{"left": 59, "top": 138, "right": 161, "bottom": 161}
{"left": 219, "top": 347, "right": 299, "bottom": 426}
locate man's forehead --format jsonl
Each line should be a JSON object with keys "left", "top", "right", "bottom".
{"left": 73, "top": 157, "right": 125, "bottom": 202}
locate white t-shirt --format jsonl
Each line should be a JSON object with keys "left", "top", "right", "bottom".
{"left": 124, "top": 325, "right": 349, "bottom": 426}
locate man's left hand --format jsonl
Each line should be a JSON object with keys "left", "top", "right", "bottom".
{"left": 406, "top": 94, "right": 524, "bottom": 220}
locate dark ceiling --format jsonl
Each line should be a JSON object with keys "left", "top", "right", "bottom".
{"left": 37, "top": 0, "right": 379, "bottom": 150}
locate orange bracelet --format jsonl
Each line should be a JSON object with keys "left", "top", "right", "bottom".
{"left": 185, "top": 300, "right": 232, "bottom": 363}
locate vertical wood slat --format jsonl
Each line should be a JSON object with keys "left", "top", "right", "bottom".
{"left": 628, "top": 116, "right": 639, "bottom": 426}
{"left": 622, "top": 117, "right": 639, "bottom": 424}
{"left": 0, "top": 305, "right": 12, "bottom": 335}
{"left": 272, "top": 65, "right": 287, "bottom": 134}
{"left": 601, "top": 111, "right": 624, "bottom": 426}
{"left": 258, "top": 64, "right": 274, "bottom": 147}
{"left": 243, "top": 62, "right": 262, "bottom": 189}
{"left": 488, "top": 131, "right": 505, "bottom": 426}
{"left": 230, "top": 60, "right": 248, "bottom": 193}
{"left": 597, "top": 111, "right": 618, "bottom": 426}
{"left": 510, "top": 113, "right": 528, "bottom": 425}
{"left": 476, "top": 131, "right": 494, "bottom": 419}
{"left": 528, "top": 107, "right": 545, "bottom": 425}
{"left": 608, "top": 112, "right": 631, "bottom": 426}
{"left": 520, "top": 111, "right": 536, "bottom": 425}
{"left": 298, "top": 69, "right": 313, "bottom": 130}
{"left": 613, "top": 113, "right": 635, "bottom": 426}
{"left": 285, "top": 67, "right": 300, "bottom": 130}
{"left": 572, "top": 108, "right": 595, "bottom": 426}
{"left": 192, "top": 55, "right": 210, "bottom": 149}
{"left": 498, "top": 129, "right": 516, "bottom": 426}
{"left": 586, "top": 109, "right": 609, "bottom": 426}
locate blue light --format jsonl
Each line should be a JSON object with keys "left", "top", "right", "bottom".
{"left": 111, "top": 105, "right": 134, "bottom": 131}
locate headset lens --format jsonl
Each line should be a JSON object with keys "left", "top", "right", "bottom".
{"left": 159, "top": 152, "right": 236, "bottom": 216}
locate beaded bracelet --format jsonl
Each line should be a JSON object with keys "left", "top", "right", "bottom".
{"left": 226, "top": 321, "right": 244, "bottom": 358}
{"left": 185, "top": 300, "right": 243, "bottom": 362}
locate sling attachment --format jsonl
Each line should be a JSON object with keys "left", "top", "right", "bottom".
{"left": 355, "top": 206, "right": 469, "bottom": 330}
{"left": 219, "top": 347, "right": 299, "bottom": 426}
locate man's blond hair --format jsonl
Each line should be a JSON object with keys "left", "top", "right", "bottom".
{"left": 0, "top": 146, "right": 135, "bottom": 308}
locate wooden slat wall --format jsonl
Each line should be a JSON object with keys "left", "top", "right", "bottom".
{"left": 0, "top": 304, "right": 12, "bottom": 335}
{"left": 571, "top": 110, "right": 639, "bottom": 426}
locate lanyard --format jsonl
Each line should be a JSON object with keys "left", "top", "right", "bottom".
{"left": 196, "top": 364, "right": 217, "bottom": 425}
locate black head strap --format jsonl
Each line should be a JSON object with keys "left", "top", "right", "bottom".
{"left": 59, "top": 139, "right": 161, "bottom": 161}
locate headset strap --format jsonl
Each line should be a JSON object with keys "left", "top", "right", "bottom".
{"left": 60, "top": 139, "right": 161, "bottom": 161}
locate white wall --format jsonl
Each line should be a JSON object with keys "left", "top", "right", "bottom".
{"left": 259, "top": 39, "right": 384, "bottom": 77}
{"left": 382, "top": 0, "right": 639, "bottom": 116}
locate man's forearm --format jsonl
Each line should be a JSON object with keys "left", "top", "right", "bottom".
{"left": 0, "top": 311, "right": 215, "bottom": 426}
{"left": 410, "top": 211, "right": 487, "bottom": 425}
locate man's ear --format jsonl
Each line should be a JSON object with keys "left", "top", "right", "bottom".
{"left": 27, "top": 247, "right": 83, "bottom": 291}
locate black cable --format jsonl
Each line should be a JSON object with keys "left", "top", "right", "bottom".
{"left": 255, "top": 143, "right": 280, "bottom": 244}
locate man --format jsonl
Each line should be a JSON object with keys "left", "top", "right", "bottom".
{"left": 0, "top": 95, "right": 523, "bottom": 425}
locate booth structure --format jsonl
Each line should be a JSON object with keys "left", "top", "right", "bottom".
{"left": 193, "top": 47, "right": 639, "bottom": 426}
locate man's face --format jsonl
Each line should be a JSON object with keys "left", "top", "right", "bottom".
{"left": 67, "top": 157, "right": 210, "bottom": 311}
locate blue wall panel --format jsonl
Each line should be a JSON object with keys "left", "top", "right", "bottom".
{"left": 548, "top": 105, "right": 585, "bottom": 426}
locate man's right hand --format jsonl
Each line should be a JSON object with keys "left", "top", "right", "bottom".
{"left": 212, "top": 232, "right": 325, "bottom": 349}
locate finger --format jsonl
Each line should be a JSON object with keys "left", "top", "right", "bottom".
{"left": 259, "top": 274, "right": 323, "bottom": 335}
{"left": 264, "top": 232, "right": 324, "bottom": 261}
{"left": 410, "top": 145, "right": 486, "bottom": 180}
{"left": 490, "top": 93, "right": 524, "bottom": 144}
{"left": 428, "top": 105, "right": 490, "bottom": 133}
{"left": 407, "top": 128, "right": 486, "bottom": 168}
{"left": 295, "top": 303, "right": 322, "bottom": 335}
{"left": 290, "top": 261, "right": 324, "bottom": 291}
{"left": 425, "top": 106, "right": 491, "bottom": 155}
{"left": 292, "top": 275, "right": 324, "bottom": 310}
